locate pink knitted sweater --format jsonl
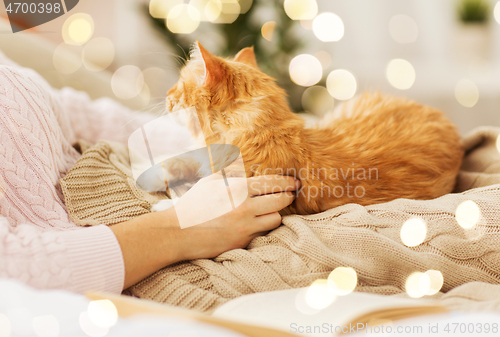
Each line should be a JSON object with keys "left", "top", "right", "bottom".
{"left": 0, "top": 51, "right": 156, "bottom": 294}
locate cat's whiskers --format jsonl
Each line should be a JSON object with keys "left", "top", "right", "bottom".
{"left": 165, "top": 51, "right": 187, "bottom": 68}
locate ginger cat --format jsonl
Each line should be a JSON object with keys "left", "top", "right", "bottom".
{"left": 163, "top": 42, "right": 463, "bottom": 215}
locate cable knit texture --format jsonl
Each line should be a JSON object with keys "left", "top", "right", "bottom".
{"left": 0, "top": 52, "right": 155, "bottom": 294}
{"left": 60, "top": 140, "right": 168, "bottom": 226}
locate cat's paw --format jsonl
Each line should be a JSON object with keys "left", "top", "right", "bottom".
{"left": 162, "top": 155, "right": 204, "bottom": 186}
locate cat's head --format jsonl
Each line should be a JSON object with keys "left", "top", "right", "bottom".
{"left": 166, "top": 42, "right": 291, "bottom": 142}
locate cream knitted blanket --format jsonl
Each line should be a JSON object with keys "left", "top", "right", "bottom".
{"left": 61, "top": 127, "right": 500, "bottom": 314}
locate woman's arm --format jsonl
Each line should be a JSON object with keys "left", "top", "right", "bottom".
{"left": 112, "top": 175, "right": 299, "bottom": 289}
{"left": 0, "top": 65, "right": 125, "bottom": 293}
{"left": 0, "top": 217, "right": 125, "bottom": 294}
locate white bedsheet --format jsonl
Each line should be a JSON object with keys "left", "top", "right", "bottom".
{"left": 0, "top": 278, "right": 244, "bottom": 337}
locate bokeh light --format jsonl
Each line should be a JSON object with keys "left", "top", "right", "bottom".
{"left": 190, "top": 0, "right": 210, "bottom": 21}
{"left": 405, "top": 272, "right": 431, "bottom": 298}
{"left": 327, "top": 267, "right": 357, "bottom": 296}
{"left": 142, "top": 76, "right": 166, "bottom": 110}
{"left": 139, "top": 84, "right": 151, "bottom": 107}
{"left": 326, "top": 69, "right": 357, "bottom": 100}
{"left": 400, "top": 218, "right": 427, "bottom": 247}
{"left": 495, "top": 2, "right": 500, "bottom": 24}
{"left": 53, "top": 43, "right": 82, "bottom": 75}
{"left": 206, "top": 0, "right": 240, "bottom": 24}
{"left": 312, "top": 13, "right": 344, "bottom": 42}
{"left": 455, "top": 200, "right": 481, "bottom": 229}
{"left": 205, "top": 0, "right": 221, "bottom": 21}
{"left": 261, "top": 21, "right": 276, "bottom": 41}
{"left": 284, "top": 0, "right": 318, "bottom": 20}
{"left": 302, "top": 86, "right": 334, "bottom": 116}
{"left": 425, "top": 270, "right": 444, "bottom": 295}
{"left": 142, "top": 67, "right": 168, "bottom": 89}
{"left": 455, "top": 79, "right": 479, "bottom": 108}
{"left": 389, "top": 14, "right": 418, "bottom": 44}
{"left": 238, "top": 0, "right": 253, "bottom": 13}
{"left": 111, "top": 65, "right": 145, "bottom": 100}
{"left": 305, "top": 279, "right": 337, "bottom": 310}
{"left": 88, "top": 300, "right": 118, "bottom": 328}
{"left": 0, "top": 314, "right": 11, "bottom": 337}
{"left": 218, "top": 0, "right": 241, "bottom": 24}
{"left": 79, "top": 312, "right": 108, "bottom": 337}
{"left": 62, "top": 13, "right": 94, "bottom": 45}
{"left": 32, "top": 315, "right": 59, "bottom": 337}
{"left": 300, "top": 19, "right": 313, "bottom": 30}
{"left": 314, "top": 50, "right": 331, "bottom": 69}
{"left": 82, "top": 37, "right": 115, "bottom": 72}
{"left": 69, "top": 20, "right": 92, "bottom": 44}
{"left": 386, "top": 59, "right": 416, "bottom": 90}
{"left": 289, "top": 54, "right": 323, "bottom": 87}
{"left": 295, "top": 287, "right": 321, "bottom": 315}
{"left": 149, "top": 0, "right": 182, "bottom": 18}
{"left": 167, "top": 4, "right": 201, "bottom": 34}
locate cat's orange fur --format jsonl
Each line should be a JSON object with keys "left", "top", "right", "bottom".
{"left": 165, "top": 42, "right": 464, "bottom": 215}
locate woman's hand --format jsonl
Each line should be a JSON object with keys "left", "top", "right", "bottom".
{"left": 173, "top": 174, "right": 300, "bottom": 261}
{"left": 111, "top": 175, "right": 299, "bottom": 289}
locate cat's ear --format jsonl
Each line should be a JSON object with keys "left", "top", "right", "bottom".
{"left": 193, "top": 41, "right": 224, "bottom": 87}
{"left": 234, "top": 46, "right": 259, "bottom": 69}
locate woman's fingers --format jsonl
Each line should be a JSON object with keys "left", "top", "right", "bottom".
{"left": 253, "top": 212, "right": 282, "bottom": 232}
{"left": 249, "top": 191, "right": 295, "bottom": 216}
{"left": 247, "top": 175, "right": 300, "bottom": 196}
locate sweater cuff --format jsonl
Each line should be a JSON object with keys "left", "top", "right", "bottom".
{"left": 59, "top": 225, "right": 125, "bottom": 294}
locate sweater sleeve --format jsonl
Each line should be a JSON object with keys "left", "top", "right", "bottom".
{"left": 0, "top": 217, "right": 124, "bottom": 294}
{"left": 57, "top": 87, "right": 157, "bottom": 145}
{"left": 0, "top": 65, "right": 125, "bottom": 294}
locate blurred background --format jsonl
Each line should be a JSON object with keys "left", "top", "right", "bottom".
{"left": 1, "top": 0, "right": 500, "bottom": 135}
